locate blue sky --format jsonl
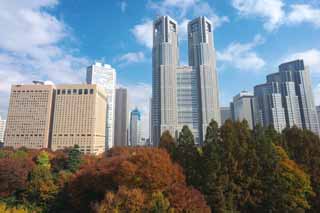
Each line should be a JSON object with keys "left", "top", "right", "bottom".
{"left": 1, "top": 0, "right": 320, "bottom": 136}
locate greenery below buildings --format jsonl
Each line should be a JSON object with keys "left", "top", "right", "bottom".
{"left": 0, "top": 120, "right": 320, "bottom": 212}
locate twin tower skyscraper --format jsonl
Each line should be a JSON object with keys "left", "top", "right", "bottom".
{"left": 151, "top": 16, "right": 220, "bottom": 146}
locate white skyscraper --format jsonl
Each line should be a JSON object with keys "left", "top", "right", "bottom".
{"left": 0, "top": 116, "right": 6, "bottom": 144}
{"left": 151, "top": 16, "right": 220, "bottom": 146}
{"left": 130, "top": 108, "right": 141, "bottom": 146}
{"left": 87, "top": 62, "right": 116, "bottom": 150}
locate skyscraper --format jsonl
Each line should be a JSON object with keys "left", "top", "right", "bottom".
{"left": 51, "top": 84, "right": 107, "bottom": 155}
{"left": 278, "top": 60, "right": 319, "bottom": 134}
{"left": 4, "top": 83, "right": 55, "bottom": 149}
{"left": 254, "top": 82, "right": 287, "bottom": 132}
{"left": 151, "top": 16, "right": 220, "bottom": 146}
{"left": 130, "top": 108, "right": 141, "bottom": 146}
{"left": 231, "top": 91, "right": 255, "bottom": 129}
{"left": 0, "top": 116, "right": 6, "bottom": 144}
{"left": 114, "top": 88, "right": 128, "bottom": 147}
{"left": 87, "top": 62, "right": 116, "bottom": 149}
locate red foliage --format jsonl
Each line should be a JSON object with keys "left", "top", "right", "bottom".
{"left": 0, "top": 157, "right": 35, "bottom": 196}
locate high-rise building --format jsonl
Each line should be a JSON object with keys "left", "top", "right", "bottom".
{"left": 114, "top": 88, "right": 128, "bottom": 147}
{"left": 316, "top": 106, "right": 320, "bottom": 127}
{"left": 51, "top": 84, "right": 107, "bottom": 155}
{"left": 231, "top": 91, "right": 255, "bottom": 129}
{"left": 87, "top": 62, "right": 116, "bottom": 150}
{"left": 151, "top": 16, "right": 220, "bottom": 146}
{"left": 4, "top": 84, "right": 55, "bottom": 149}
{"left": 220, "top": 107, "right": 232, "bottom": 125}
{"left": 130, "top": 108, "right": 141, "bottom": 146}
{"left": 0, "top": 116, "right": 6, "bottom": 144}
{"left": 254, "top": 82, "right": 287, "bottom": 132}
{"left": 263, "top": 60, "right": 319, "bottom": 134}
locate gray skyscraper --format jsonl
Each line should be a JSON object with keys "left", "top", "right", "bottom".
{"left": 278, "top": 60, "right": 319, "bottom": 134}
{"left": 151, "top": 16, "right": 220, "bottom": 146}
{"left": 254, "top": 82, "right": 287, "bottom": 132}
{"left": 114, "top": 88, "right": 128, "bottom": 147}
{"left": 130, "top": 108, "right": 141, "bottom": 146}
{"left": 231, "top": 91, "right": 255, "bottom": 129}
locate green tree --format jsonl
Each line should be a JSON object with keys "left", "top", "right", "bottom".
{"left": 175, "top": 126, "right": 201, "bottom": 188}
{"left": 67, "top": 145, "right": 82, "bottom": 172}
{"left": 36, "top": 151, "right": 50, "bottom": 169}
{"left": 159, "top": 131, "right": 176, "bottom": 159}
{"left": 149, "top": 191, "right": 171, "bottom": 213}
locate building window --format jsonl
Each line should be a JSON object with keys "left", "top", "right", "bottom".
{"left": 79, "top": 89, "right": 83, "bottom": 95}
{"left": 84, "top": 89, "right": 88, "bottom": 94}
{"left": 73, "top": 89, "right": 77, "bottom": 94}
{"left": 67, "top": 89, "right": 72, "bottom": 94}
{"left": 62, "top": 90, "right": 66, "bottom": 94}
{"left": 57, "top": 89, "right": 61, "bottom": 95}
{"left": 90, "top": 89, "right": 94, "bottom": 94}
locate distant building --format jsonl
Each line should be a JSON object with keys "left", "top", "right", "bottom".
{"left": 4, "top": 84, "right": 55, "bottom": 149}
{"left": 51, "top": 84, "right": 107, "bottom": 155}
{"left": 0, "top": 116, "right": 6, "bottom": 144}
{"left": 231, "top": 91, "right": 255, "bottom": 129}
{"left": 87, "top": 62, "right": 116, "bottom": 150}
{"left": 114, "top": 88, "right": 128, "bottom": 147}
{"left": 4, "top": 83, "right": 107, "bottom": 155}
{"left": 317, "top": 106, "right": 320, "bottom": 127}
{"left": 220, "top": 107, "right": 232, "bottom": 125}
{"left": 130, "top": 108, "right": 141, "bottom": 146}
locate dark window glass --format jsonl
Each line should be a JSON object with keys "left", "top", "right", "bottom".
{"left": 73, "top": 89, "right": 77, "bottom": 94}
{"left": 62, "top": 89, "right": 66, "bottom": 94}
{"left": 90, "top": 89, "right": 94, "bottom": 94}
{"left": 84, "top": 89, "right": 88, "bottom": 94}
{"left": 57, "top": 90, "right": 60, "bottom": 95}
{"left": 78, "top": 89, "right": 82, "bottom": 94}
{"left": 67, "top": 89, "right": 72, "bottom": 94}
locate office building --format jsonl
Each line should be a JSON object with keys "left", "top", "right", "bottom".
{"left": 264, "top": 60, "right": 319, "bottom": 134}
{"left": 87, "top": 62, "right": 116, "bottom": 150}
{"left": 316, "top": 106, "right": 320, "bottom": 127}
{"left": 130, "top": 108, "right": 141, "bottom": 146}
{"left": 151, "top": 16, "right": 220, "bottom": 146}
{"left": 0, "top": 116, "right": 6, "bottom": 144}
{"left": 220, "top": 107, "right": 232, "bottom": 125}
{"left": 114, "top": 88, "right": 128, "bottom": 147}
{"left": 4, "top": 83, "right": 55, "bottom": 149}
{"left": 254, "top": 82, "right": 287, "bottom": 132}
{"left": 51, "top": 84, "right": 107, "bottom": 155}
{"left": 231, "top": 91, "right": 255, "bottom": 129}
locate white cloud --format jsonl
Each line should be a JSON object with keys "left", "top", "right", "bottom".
{"left": 284, "top": 49, "right": 320, "bottom": 75}
{"left": 217, "top": 35, "right": 266, "bottom": 71}
{"left": 0, "top": 0, "right": 89, "bottom": 117}
{"left": 287, "top": 4, "right": 320, "bottom": 27}
{"left": 231, "top": 0, "right": 285, "bottom": 31}
{"left": 148, "top": 0, "right": 198, "bottom": 18}
{"left": 120, "top": 1, "right": 127, "bottom": 13}
{"left": 115, "top": 52, "right": 145, "bottom": 66}
{"left": 131, "top": 20, "right": 153, "bottom": 48}
{"left": 124, "top": 83, "right": 152, "bottom": 138}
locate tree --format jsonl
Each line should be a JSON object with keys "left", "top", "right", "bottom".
{"left": 175, "top": 126, "right": 201, "bottom": 188}
{"left": 36, "top": 151, "right": 50, "bottom": 169}
{"left": 67, "top": 145, "right": 82, "bottom": 172}
{"left": 149, "top": 191, "right": 171, "bottom": 213}
{"left": 159, "top": 130, "right": 176, "bottom": 159}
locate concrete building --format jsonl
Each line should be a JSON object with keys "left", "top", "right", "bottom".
{"left": 130, "top": 108, "right": 141, "bottom": 146}
{"left": 151, "top": 16, "right": 220, "bottom": 146}
{"left": 114, "top": 88, "right": 128, "bottom": 147}
{"left": 4, "top": 84, "right": 55, "bottom": 149}
{"left": 0, "top": 116, "right": 6, "bottom": 144}
{"left": 254, "top": 82, "right": 287, "bottom": 132}
{"left": 87, "top": 62, "right": 116, "bottom": 150}
{"left": 220, "top": 107, "right": 232, "bottom": 125}
{"left": 317, "top": 106, "right": 320, "bottom": 127}
{"left": 231, "top": 91, "right": 255, "bottom": 129}
{"left": 51, "top": 84, "right": 107, "bottom": 155}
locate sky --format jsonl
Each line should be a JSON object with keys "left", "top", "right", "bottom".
{"left": 1, "top": 0, "right": 320, "bottom": 138}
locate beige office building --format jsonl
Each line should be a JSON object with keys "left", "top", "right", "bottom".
{"left": 4, "top": 84, "right": 54, "bottom": 149}
{"left": 51, "top": 84, "right": 107, "bottom": 155}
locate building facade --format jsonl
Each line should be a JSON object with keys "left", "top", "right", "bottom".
{"left": 87, "top": 62, "right": 116, "bottom": 150}
{"left": 0, "top": 116, "right": 6, "bottom": 144}
{"left": 231, "top": 91, "right": 255, "bottom": 129}
{"left": 51, "top": 84, "right": 107, "bottom": 155}
{"left": 130, "top": 108, "right": 141, "bottom": 146}
{"left": 254, "top": 82, "right": 287, "bottom": 132}
{"left": 4, "top": 84, "right": 55, "bottom": 149}
{"left": 114, "top": 88, "right": 128, "bottom": 147}
{"left": 151, "top": 16, "right": 220, "bottom": 146}
{"left": 220, "top": 107, "right": 232, "bottom": 125}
